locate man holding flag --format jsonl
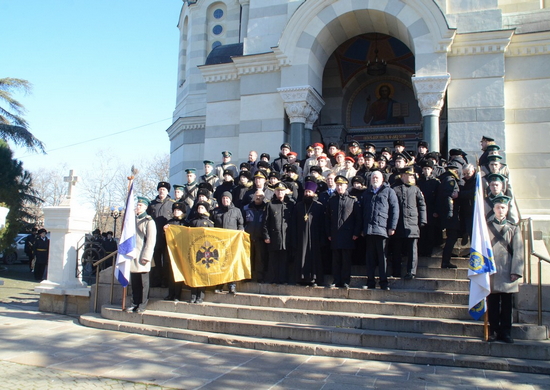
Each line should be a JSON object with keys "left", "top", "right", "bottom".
{"left": 116, "top": 192, "right": 157, "bottom": 313}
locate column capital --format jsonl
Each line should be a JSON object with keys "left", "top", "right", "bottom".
{"left": 412, "top": 74, "right": 451, "bottom": 117}
{"left": 278, "top": 85, "right": 325, "bottom": 126}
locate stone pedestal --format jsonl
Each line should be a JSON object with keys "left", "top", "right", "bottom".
{"left": 35, "top": 203, "right": 95, "bottom": 314}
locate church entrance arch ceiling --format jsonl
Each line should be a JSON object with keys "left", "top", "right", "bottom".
{"left": 275, "top": 0, "right": 455, "bottom": 147}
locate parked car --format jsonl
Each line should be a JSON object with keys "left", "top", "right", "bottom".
{"left": 1, "top": 233, "right": 31, "bottom": 265}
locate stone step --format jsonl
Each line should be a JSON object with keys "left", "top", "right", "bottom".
{"left": 80, "top": 312, "right": 550, "bottom": 374}
{"left": 351, "top": 265, "right": 469, "bottom": 279}
{"left": 229, "top": 283, "right": 470, "bottom": 305}
{"left": 146, "top": 299, "right": 547, "bottom": 339}
{"left": 348, "top": 276, "right": 470, "bottom": 291}
{"left": 196, "top": 291, "right": 472, "bottom": 321}
{"left": 97, "top": 306, "right": 550, "bottom": 361}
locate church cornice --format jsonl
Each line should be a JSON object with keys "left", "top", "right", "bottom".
{"left": 199, "top": 52, "right": 287, "bottom": 83}
{"left": 448, "top": 30, "right": 513, "bottom": 56}
{"left": 507, "top": 30, "right": 550, "bottom": 57}
{"left": 166, "top": 116, "right": 205, "bottom": 140}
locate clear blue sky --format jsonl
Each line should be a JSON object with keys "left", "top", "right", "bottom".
{"left": 2, "top": 0, "right": 182, "bottom": 175}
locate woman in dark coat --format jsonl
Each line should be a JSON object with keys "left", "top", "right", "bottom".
{"left": 33, "top": 228, "right": 49, "bottom": 281}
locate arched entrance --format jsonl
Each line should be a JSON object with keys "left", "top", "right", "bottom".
{"left": 276, "top": 0, "right": 455, "bottom": 153}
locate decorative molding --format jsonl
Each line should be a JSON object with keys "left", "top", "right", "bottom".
{"left": 449, "top": 30, "right": 513, "bottom": 56}
{"left": 232, "top": 52, "right": 282, "bottom": 75}
{"left": 166, "top": 116, "right": 206, "bottom": 140}
{"left": 277, "top": 85, "right": 325, "bottom": 125}
{"left": 278, "top": 86, "right": 325, "bottom": 125}
{"left": 507, "top": 31, "right": 550, "bottom": 57}
{"left": 199, "top": 62, "right": 239, "bottom": 83}
{"left": 412, "top": 74, "right": 451, "bottom": 117}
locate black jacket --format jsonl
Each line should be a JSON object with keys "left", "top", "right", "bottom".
{"left": 326, "top": 192, "right": 362, "bottom": 249}
{"left": 262, "top": 195, "right": 295, "bottom": 251}
{"left": 211, "top": 203, "right": 244, "bottom": 231}
{"left": 362, "top": 182, "right": 399, "bottom": 238}
{"left": 392, "top": 183, "right": 427, "bottom": 238}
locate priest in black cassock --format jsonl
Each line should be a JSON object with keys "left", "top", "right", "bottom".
{"left": 291, "top": 181, "right": 326, "bottom": 287}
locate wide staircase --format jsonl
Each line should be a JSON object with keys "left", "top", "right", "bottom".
{"left": 80, "top": 252, "right": 550, "bottom": 374}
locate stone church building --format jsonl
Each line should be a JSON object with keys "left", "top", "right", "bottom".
{"left": 167, "top": 0, "right": 550, "bottom": 230}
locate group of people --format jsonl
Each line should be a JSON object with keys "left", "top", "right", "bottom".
{"left": 122, "top": 136, "right": 523, "bottom": 344}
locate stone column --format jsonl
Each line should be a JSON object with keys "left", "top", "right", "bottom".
{"left": 35, "top": 170, "right": 95, "bottom": 314}
{"left": 239, "top": 0, "right": 250, "bottom": 42}
{"left": 412, "top": 74, "right": 451, "bottom": 153}
{"left": 278, "top": 85, "right": 324, "bottom": 154}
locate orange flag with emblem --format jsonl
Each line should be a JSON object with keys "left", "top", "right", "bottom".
{"left": 165, "top": 225, "right": 251, "bottom": 287}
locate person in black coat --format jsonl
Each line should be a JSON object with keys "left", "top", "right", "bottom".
{"left": 458, "top": 164, "right": 476, "bottom": 245}
{"left": 101, "top": 231, "right": 118, "bottom": 269}
{"left": 213, "top": 169, "right": 236, "bottom": 206}
{"left": 362, "top": 171, "right": 399, "bottom": 290}
{"left": 232, "top": 170, "right": 254, "bottom": 210}
{"left": 262, "top": 182, "right": 295, "bottom": 284}
{"left": 147, "top": 181, "right": 175, "bottom": 288}
{"left": 163, "top": 202, "right": 188, "bottom": 302}
{"left": 272, "top": 143, "right": 291, "bottom": 173}
{"left": 326, "top": 176, "right": 362, "bottom": 288}
{"left": 211, "top": 192, "right": 244, "bottom": 293}
{"left": 186, "top": 201, "right": 213, "bottom": 303}
{"left": 243, "top": 190, "right": 268, "bottom": 283}
{"left": 390, "top": 167, "right": 427, "bottom": 279}
{"left": 242, "top": 170, "right": 274, "bottom": 208}
{"left": 436, "top": 163, "right": 461, "bottom": 268}
{"left": 33, "top": 228, "right": 49, "bottom": 281}
{"left": 417, "top": 160, "right": 441, "bottom": 256}
{"left": 292, "top": 181, "right": 326, "bottom": 286}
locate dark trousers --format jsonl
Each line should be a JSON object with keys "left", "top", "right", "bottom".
{"left": 391, "top": 237, "right": 418, "bottom": 276}
{"left": 442, "top": 228, "right": 459, "bottom": 265}
{"left": 130, "top": 272, "right": 150, "bottom": 309}
{"left": 365, "top": 235, "right": 388, "bottom": 289}
{"left": 34, "top": 263, "right": 47, "bottom": 281}
{"left": 167, "top": 258, "right": 183, "bottom": 299}
{"left": 331, "top": 249, "right": 352, "bottom": 286}
{"left": 487, "top": 292, "right": 514, "bottom": 337}
{"left": 267, "top": 250, "right": 288, "bottom": 284}
{"left": 419, "top": 224, "right": 436, "bottom": 256}
{"left": 151, "top": 245, "right": 169, "bottom": 287}
{"left": 250, "top": 239, "right": 267, "bottom": 282}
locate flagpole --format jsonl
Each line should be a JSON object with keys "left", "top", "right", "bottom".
{"left": 121, "top": 168, "right": 137, "bottom": 311}
{"left": 484, "top": 311, "right": 489, "bottom": 341}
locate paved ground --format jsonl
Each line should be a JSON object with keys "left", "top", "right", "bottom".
{"left": 1, "top": 263, "right": 549, "bottom": 389}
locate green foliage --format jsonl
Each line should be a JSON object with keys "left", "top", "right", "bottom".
{"left": 0, "top": 77, "right": 45, "bottom": 152}
{"left": 0, "top": 140, "right": 42, "bottom": 251}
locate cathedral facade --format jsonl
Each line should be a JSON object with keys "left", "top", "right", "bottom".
{"left": 167, "top": 0, "right": 550, "bottom": 223}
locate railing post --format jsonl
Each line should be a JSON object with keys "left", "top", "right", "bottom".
{"left": 539, "top": 260, "right": 542, "bottom": 326}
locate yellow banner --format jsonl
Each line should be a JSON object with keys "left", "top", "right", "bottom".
{"left": 165, "top": 225, "right": 251, "bottom": 287}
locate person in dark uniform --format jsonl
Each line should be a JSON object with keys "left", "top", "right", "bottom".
{"left": 486, "top": 195, "right": 524, "bottom": 344}
{"left": 242, "top": 170, "right": 273, "bottom": 207}
{"left": 211, "top": 192, "right": 244, "bottom": 294}
{"left": 243, "top": 190, "right": 268, "bottom": 283}
{"left": 326, "top": 175, "right": 362, "bottom": 288}
{"left": 147, "top": 181, "right": 175, "bottom": 287}
{"left": 25, "top": 227, "right": 38, "bottom": 272}
{"left": 436, "top": 163, "right": 461, "bottom": 268}
{"left": 262, "top": 182, "right": 295, "bottom": 284}
{"left": 173, "top": 184, "right": 184, "bottom": 202}
{"left": 213, "top": 169, "right": 236, "bottom": 205}
{"left": 478, "top": 135, "right": 496, "bottom": 167}
{"left": 292, "top": 181, "right": 326, "bottom": 286}
{"left": 33, "top": 228, "right": 49, "bottom": 281}
{"left": 272, "top": 143, "right": 291, "bottom": 174}
{"left": 163, "top": 202, "right": 187, "bottom": 302}
{"left": 390, "top": 167, "right": 427, "bottom": 279}
{"left": 232, "top": 170, "right": 254, "bottom": 210}
{"left": 101, "top": 231, "right": 118, "bottom": 269}
{"left": 417, "top": 159, "right": 441, "bottom": 256}
{"left": 362, "top": 170, "right": 399, "bottom": 290}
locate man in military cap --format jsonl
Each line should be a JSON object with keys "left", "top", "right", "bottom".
{"left": 364, "top": 142, "right": 376, "bottom": 155}
{"left": 200, "top": 160, "right": 219, "bottom": 190}
{"left": 478, "top": 135, "right": 496, "bottom": 166}
{"left": 416, "top": 141, "right": 429, "bottom": 166}
{"left": 33, "top": 228, "right": 49, "bottom": 281}
{"left": 259, "top": 152, "right": 271, "bottom": 163}
{"left": 242, "top": 170, "right": 274, "bottom": 207}
{"left": 338, "top": 157, "right": 357, "bottom": 179}
{"left": 273, "top": 143, "right": 291, "bottom": 173}
{"left": 148, "top": 181, "right": 175, "bottom": 287}
{"left": 282, "top": 163, "right": 303, "bottom": 201}
{"left": 390, "top": 166, "right": 427, "bottom": 279}
{"left": 486, "top": 195, "right": 524, "bottom": 343}
{"left": 347, "top": 140, "right": 362, "bottom": 162}
{"left": 213, "top": 169, "right": 236, "bottom": 205}
{"left": 303, "top": 142, "right": 326, "bottom": 177}
{"left": 181, "top": 169, "right": 199, "bottom": 209}
{"left": 243, "top": 190, "right": 268, "bottom": 283}
{"left": 126, "top": 197, "right": 156, "bottom": 313}
{"left": 388, "top": 153, "right": 408, "bottom": 186}
{"left": 263, "top": 181, "right": 295, "bottom": 284}
{"left": 285, "top": 152, "right": 303, "bottom": 178}
{"left": 232, "top": 170, "right": 254, "bottom": 209}
{"left": 327, "top": 142, "right": 341, "bottom": 167}
{"left": 326, "top": 175, "right": 362, "bottom": 288}
{"left": 173, "top": 184, "right": 184, "bottom": 202}
{"left": 215, "top": 151, "right": 238, "bottom": 180}
{"left": 362, "top": 171, "right": 399, "bottom": 290}
{"left": 417, "top": 159, "right": 441, "bottom": 256}
{"left": 448, "top": 148, "right": 468, "bottom": 179}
